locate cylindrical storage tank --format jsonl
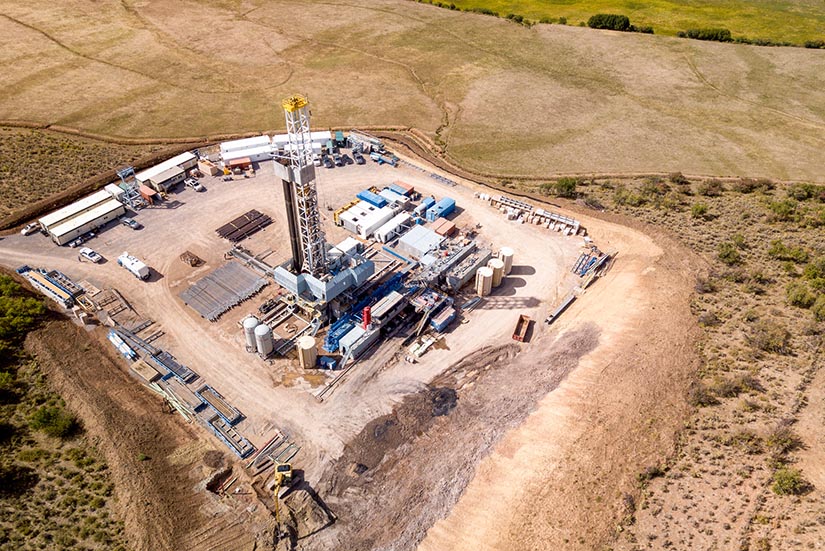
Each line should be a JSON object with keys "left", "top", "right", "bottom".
{"left": 242, "top": 316, "right": 259, "bottom": 349}
{"left": 499, "top": 247, "right": 514, "bottom": 275}
{"left": 254, "top": 324, "right": 274, "bottom": 356}
{"left": 476, "top": 266, "right": 493, "bottom": 297}
{"left": 297, "top": 336, "right": 317, "bottom": 369}
{"left": 488, "top": 258, "right": 505, "bottom": 287}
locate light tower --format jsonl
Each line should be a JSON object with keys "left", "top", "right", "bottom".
{"left": 280, "top": 94, "right": 327, "bottom": 277}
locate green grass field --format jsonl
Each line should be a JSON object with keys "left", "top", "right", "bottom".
{"left": 444, "top": 0, "right": 825, "bottom": 44}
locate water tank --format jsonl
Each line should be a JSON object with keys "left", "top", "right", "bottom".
{"left": 488, "top": 258, "right": 505, "bottom": 287}
{"left": 242, "top": 316, "right": 259, "bottom": 349}
{"left": 296, "top": 336, "right": 317, "bottom": 369}
{"left": 499, "top": 247, "right": 514, "bottom": 275}
{"left": 254, "top": 323, "right": 274, "bottom": 356}
{"left": 475, "top": 266, "right": 493, "bottom": 297}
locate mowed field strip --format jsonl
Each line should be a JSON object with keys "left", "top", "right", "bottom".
{"left": 1, "top": 0, "right": 824, "bottom": 181}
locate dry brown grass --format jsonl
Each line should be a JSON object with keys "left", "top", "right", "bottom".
{"left": 0, "top": 0, "right": 824, "bottom": 181}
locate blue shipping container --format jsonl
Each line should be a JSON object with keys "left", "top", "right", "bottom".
{"left": 426, "top": 197, "right": 456, "bottom": 222}
{"left": 357, "top": 189, "right": 388, "bottom": 208}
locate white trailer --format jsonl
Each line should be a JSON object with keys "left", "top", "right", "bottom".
{"left": 117, "top": 252, "right": 150, "bottom": 280}
{"left": 375, "top": 212, "right": 411, "bottom": 243}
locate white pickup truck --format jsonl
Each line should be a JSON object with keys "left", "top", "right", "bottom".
{"left": 117, "top": 252, "right": 150, "bottom": 280}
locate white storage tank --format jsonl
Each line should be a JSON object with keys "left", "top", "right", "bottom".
{"left": 242, "top": 316, "right": 259, "bottom": 349}
{"left": 499, "top": 247, "right": 514, "bottom": 275}
{"left": 254, "top": 323, "right": 274, "bottom": 356}
{"left": 488, "top": 258, "right": 505, "bottom": 287}
{"left": 296, "top": 336, "right": 318, "bottom": 369}
{"left": 476, "top": 266, "right": 493, "bottom": 297}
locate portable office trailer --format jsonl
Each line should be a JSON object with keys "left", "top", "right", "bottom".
{"left": 220, "top": 135, "right": 270, "bottom": 156}
{"left": 338, "top": 201, "right": 378, "bottom": 234}
{"left": 356, "top": 206, "right": 396, "bottom": 239}
{"left": 135, "top": 152, "right": 196, "bottom": 187}
{"left": 149, "top": 166, "right": 186, "bottom": 192}
{"left": 48, "top": 199, "right": 125, "bottom": 245}
{"left": 39, "top": 189, "right": 114, "bottom": 232}
{"left": 104, "top": 183, "right": 125, "bottom": 202}
{"left": 374, "top": 212, "right": 411, "bottom": 243}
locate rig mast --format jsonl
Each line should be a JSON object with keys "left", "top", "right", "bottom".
{"left": 281, "top": 94, "right": 327, "bottom": 277}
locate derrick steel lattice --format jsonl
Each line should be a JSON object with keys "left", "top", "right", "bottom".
{"left": 282, "top": 95, "right": 328, "bottom": 276}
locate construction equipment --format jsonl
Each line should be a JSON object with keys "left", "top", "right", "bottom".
{"left": 271, "top": 463, "right": 294, "bottom": 540}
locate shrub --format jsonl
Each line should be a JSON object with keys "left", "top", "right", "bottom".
{"left": 805, "top": 40, "right": 825, "bottom": 49}
{"left": 718, "top": 242, "right": 742, "bottom": 265}
{"left": 635, "top": 25, "right": 654, "bottom": 34}
{"left": 558, "top": 17, "right": 567, "bottom": 24}
{"left": 787, "top": 183, "right": 825, "bottom": 201}
{"left": 732, "top": 178, "right": 773, "bottom": 193}
{"left": 786, "top": 282, "right": 816, "bottom": 308}
{"left": 553, "top": 177, "right": 578, "bottom": 198}
{"left": 765, "top": 420, "right": 802, "bottom": 458}
{"left": 695, "top": 276, "right": 716, "bottom": 294}
{"left": 691, "top": 202, "right": 709, "bottom": 219}
{"left": 688, "top": 381, "right": 718, "bottom": 407}
{"left": 772, "top": 467, "right": 809, "bottom": 495}
{"left": 682, "top": 28, "right": 733, "bottom": 42}
{"left": 802, "top": 257, "right": 825, "bottom": 289}
{"left": 749, "top": 320, "right": 791, "bottom": 354}
{"left": 29, "top": 405, "right": 78, "bottom": 438}
{"left": 812, "top": 295, "right": 825, "bottom": 322}
{"left": 697, "top": 179, "right": 724, "bottom": 197}
{"left": 669, "top": 172, "right": 690, "bottom": 185}
{"left": 587, "top": 13, "right": 631, "bottom": 31}
{"left": 767, "top": 199, "right": 799, "bottom": 222}
{"left": 767, "top": 240, "right": 808, "bottom": 263}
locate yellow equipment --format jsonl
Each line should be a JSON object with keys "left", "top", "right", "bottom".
{"left": 282, "top": 94, "right": 308, "bottom": 113}
{"left": 272, "top": 463, "right": 293, "bottom": 539}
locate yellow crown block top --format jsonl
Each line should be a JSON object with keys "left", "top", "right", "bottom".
{"left": 282, "top": 94, "right": 308, "bottom": 112}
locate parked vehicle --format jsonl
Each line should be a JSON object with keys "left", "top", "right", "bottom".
{"left": 185, "top": 178, "right": 205, "bottom": 192}
{"left": 313, "top": 155, "right": 322, "bottom": 167}
{"left": 341, "top": 154, "right": 354, "bottom": 165}
{"left": 20, "top": 223, "right": 39, "bottom": 236}
{"left": 353, "top": 151, "right": 366, "bottom": 165}
{"left": 333, "top": 154, "right": 343, "bottom": 167}
{"left": 117, "top": 252, "right": 150, "bottom": 280}
{"left": 121, "top": 217, "right": 142, "bottom": 230}
{"left": 68, "top": 238, "right": 83, "bottom": 248}
{"left": 322, "top": 156, "right": 334, "bottom": 169}
{"left": 79, "top": 247, "right": 103, "bottom": 263}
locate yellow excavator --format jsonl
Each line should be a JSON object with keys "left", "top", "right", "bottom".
{"left": 272, "top": 463, "right": 294, "bottom": 541}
